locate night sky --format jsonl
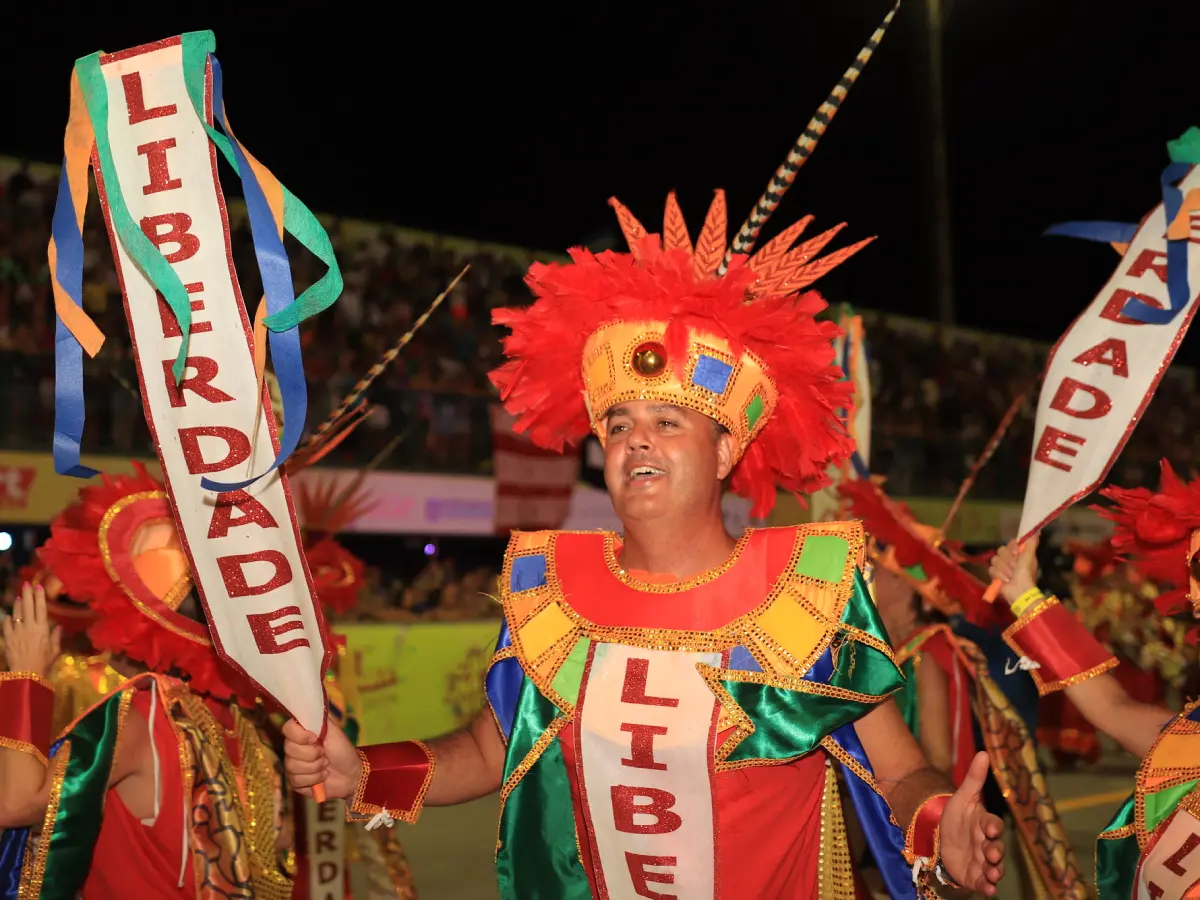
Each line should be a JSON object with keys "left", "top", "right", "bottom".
{"left": 3, "top": 1, "right": 1196, "bottom": 356}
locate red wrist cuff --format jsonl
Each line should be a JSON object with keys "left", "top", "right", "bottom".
{"left": 1002, "top": 597, "right": 1117, "bottom": 695}
{"left": 904, "top": 792, "right": 950, "bottom": 865}
{"left": 0, "top": 672, "right": 56, "bottom": 766}
{"left": 349, "top": 740, "right": 435, "bottom": 824}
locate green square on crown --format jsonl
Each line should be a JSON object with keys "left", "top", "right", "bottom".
{"left": 745, "top": 393, "right": 765, "bottom": 431}
{"left": 795, "top": 535, "right": 850, "bottom": 583}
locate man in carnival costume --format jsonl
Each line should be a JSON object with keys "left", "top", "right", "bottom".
{"left": 990, "top": 459, "right": 1200, "bottom": 899}
{"left": 840, "top": 476, "right": 1090, "bottom": 899}
{"left": 282, "top": 7, "right": 1008, "bottom": 898}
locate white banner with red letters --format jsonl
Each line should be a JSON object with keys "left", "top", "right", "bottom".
{"left": 490, "top": 404, "right": 580, "bottom": 533}
{"left": 1018, "top": 165, "right": 1200, "bottom": 539}
{"left": 94, "top": 41, "right": 328, "bottom": 732}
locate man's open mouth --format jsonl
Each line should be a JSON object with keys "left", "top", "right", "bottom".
{"left": 627, "top": 465, "right": 666, "bottom": 481}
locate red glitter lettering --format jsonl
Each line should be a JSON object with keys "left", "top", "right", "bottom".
{"left": 246, "top": 605, "right": 307, "bottom": 654}
{"left": 621, "top": 723, "right": 668, "bottom": 771}
{"left": 1164, "top": 833, "right": 1200, "bottom": 876}
{"left": 611, "top": 786, "right": 682, "bottom": 835}
{"left": 1048, "top": 377, "right": 1112, "bottom": 420}
{"left": 137, "top": 138, "right": 182, "bottom": 195}
{"left": 1126, "top": 248, "right": 1169, "bottom": 284}
{"left": 1099, "top": 288, "right": 1166, "bottom": 326}
{"left": 1072, "top": 338, "right": 1129, "bottom": 378}
{"left": 207, "top": 490, "right": 279, "bottom": 539}
{"left": 121, "top": 72, "right": 177, "bottom": 125}
{"left": 221, "top": 551, "right": 293, "bottom": 598}
{"left": 620, "top": 658, "right": 679, "bottom": 708}
{"left": 624, "top": 853, "right": 677, "bottom": 900}
{"left": 141, "top": 213, "right": 200, "bottom": 263}
{"left": 162, "top": 357, "right": 234, "bottom": 409}
{"left": 157, "top": 282, "right": 211, "bottom": 338}
{"left": 1034, "top": 425, "right": 1086, "bottom": 473}
{"left": 178, "top": 426, "right": 251, "bottom": 474}
{"left": 1147, "top": 884, "right": 1165, "bottom": 899}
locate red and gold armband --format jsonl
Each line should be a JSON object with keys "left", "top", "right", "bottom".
{"left": 904, "top": 793, "right": 956, "bottom": 886}
{"left": 0, "top": 671, "right": 55, "bottom": 766}
{"left": 1002, "top": 591, "right": 1117, "bottom": 695}
{"left": 347, "top": 740, "right": 435, "bottom": 826}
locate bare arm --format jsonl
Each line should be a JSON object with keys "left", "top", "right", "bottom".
{"left": 1064, "top": 672, "right": 1174, "bottom": 759}
{"left": 914, "top": 657, "right": 954, "bottom": 778}
{"left": 0, "top": 746, "right": 52, "bottom": 828}
{"left": 857, "top": 698, "right": 955, "bottom": 823}
{"left": 423, "top": 708, "right": 506, "bottom": 805}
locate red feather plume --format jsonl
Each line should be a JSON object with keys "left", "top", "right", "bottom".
{"left": 1096, "top": 459, "right": 1200, "bottom": 617}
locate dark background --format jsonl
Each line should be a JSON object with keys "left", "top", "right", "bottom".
{"left": 2, "top": 1, "right": 1195, "bottom": 353}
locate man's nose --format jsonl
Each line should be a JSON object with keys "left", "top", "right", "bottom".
{"left": 625, "top": 420, "right": 653, "bottom": 450}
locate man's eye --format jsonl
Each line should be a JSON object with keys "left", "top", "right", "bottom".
{"left": 609, "top": 424, "right": 627, "bottom": 435}
{"left": 658, "top": 420, "right": 677, "bottom": 428}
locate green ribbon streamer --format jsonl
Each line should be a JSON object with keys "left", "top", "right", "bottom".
{"left": 496, "top": 679, "right": 590, "bottom": 900}
{"left": 1167, "top": 126, "right": 1200, "bottom": 165}
{"left": 38, "top": 691, "right": 126, "bottom": 899}
{"left": 74, "top": 54, "right": 193, "bottom": 381}
{"left": 1094, "top": 793, "right": 1138, "bottom": 899}
{"left": 179, "top": 31, "right": 343, "bottom": 333}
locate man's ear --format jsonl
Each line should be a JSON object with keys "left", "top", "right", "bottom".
{"left": 715, "top": 430, "right": 738, "bottom": 481}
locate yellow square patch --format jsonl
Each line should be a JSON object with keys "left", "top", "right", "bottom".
{"left": 519, "top": 601, "right": 574, "bottom": 661}
{"left": 754, "top": 593, "right": 827, "bottom": 670}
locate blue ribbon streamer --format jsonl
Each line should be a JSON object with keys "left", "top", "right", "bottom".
{"left": 199, "top": 55, "right": 308, "bottom": 492}
{"left": 1044, "top": 161, "right": 1195, "bottom": 325}
{"left": 49, "top": 164, "right": 99, "bottom": 479}
{"left": 806, "top": 647, "right": 916, "bottom": 898}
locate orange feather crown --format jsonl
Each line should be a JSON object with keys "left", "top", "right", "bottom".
{"left": 490, "top": 194, "right": 867, "bottom": 517}
{"left": 1096, "top": 459, "right": 1200, "bottom": 618}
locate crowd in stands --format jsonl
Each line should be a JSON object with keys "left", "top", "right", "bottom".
{"left": 0, "top": 157, "right": 1196, "bottom": 505}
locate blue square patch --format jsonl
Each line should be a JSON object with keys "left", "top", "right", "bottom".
{"left": 510, "top": 554, "right": 547, "bottom": 593}
{"left": 692, "top": 355, "right": 733, "bottom": 395}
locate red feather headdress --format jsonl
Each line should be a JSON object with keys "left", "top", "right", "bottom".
{"left": 1096, "top": 459, "right": 1200, "bottom": 618}
{"left": 490, "top": 5, "right": 901, "bottom": 518}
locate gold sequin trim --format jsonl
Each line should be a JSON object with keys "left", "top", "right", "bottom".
{"left": 0, "top": 670, "right": 54, "bottom": 690}
{"left": 19, "top": 741, "right": 70, "bottom": 899}
{"left": 820, "top": 736, "right": 901, "bottom": 829}
{"left": 1097, "top": 824, "right": 1136, "bottom": 840}
{"left": 1032, "top": 656, "right": 1120, "bottom": 696}
{"left": 817, "top": 760, "right": 856, "bottom": 899}
{"left": 602, "top": 530, "right": 753, "bottom": 593}
{"left": 97, "top": 491, "right": 205, "bottom": 645}
{"left": 348, "top": 741, "right": 436, "bottom": 825}
{"left": 0, "top": 736, "right": 49, "bottom": 769}
{"left": 1132, "top": 698, "right": 1200, "bottom": 850}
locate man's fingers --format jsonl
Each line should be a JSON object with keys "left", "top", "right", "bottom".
{"left": 285, "top": 757, "right": 327, "bottom": 780}
{"left": 284, "top": 740, "right": 325, "bottom": 763}
{"left": 282, "top": 718, "right": 318, "bottom": 744}
{"left": 959, "top": 751, "right": 991, "bottom": 794}
{"left": 983, "top": 813, "right": 1004, "bottom": 840}
{"left": 12, "top": 590, "right": 24, "bottom": 625}
{"left": 33, "top": 585, "right": 46, "bottom": 627}
{"left": 983, "top": 837, "right": 1005, "bottom": 865}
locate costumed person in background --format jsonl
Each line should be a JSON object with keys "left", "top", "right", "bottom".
{"left": 988, "top": 459, "right": 1200, "bottom": 898}
{"left": 840, "top": 476, "right": 1089, "bottom": 899}
{"left": 282, "top": 9, "right": 1009, "bottom": 898}
{"left": 0, "top": 463, "right": 296, "bottom": 899}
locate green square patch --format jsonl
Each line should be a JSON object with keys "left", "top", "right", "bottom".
{"left": 794, "top": 534, "right": 850, "bottom": 584}
{"left": 551, "top": 636, "right": 591, "bottom": 707}
{"left": 745, "top": 393, "right": 765, "bottom": 431}
{"left": 904, "top": 563, "right": 928, "bottom": 582}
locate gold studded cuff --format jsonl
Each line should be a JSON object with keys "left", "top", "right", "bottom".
{"left": 347, "top": 741, "right": 435, "bottom": 825}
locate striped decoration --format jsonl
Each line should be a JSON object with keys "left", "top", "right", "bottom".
{"left": 718, "top": 1, "right": 902, "bottom": 275}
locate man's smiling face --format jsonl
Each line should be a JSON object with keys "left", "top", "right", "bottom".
{"left": 603, "top": 400, "right": 736, "bottom": 524}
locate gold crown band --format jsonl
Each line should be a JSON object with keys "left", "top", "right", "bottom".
{"left": 582, "top": 321, "right": 779, "bottom": 457}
